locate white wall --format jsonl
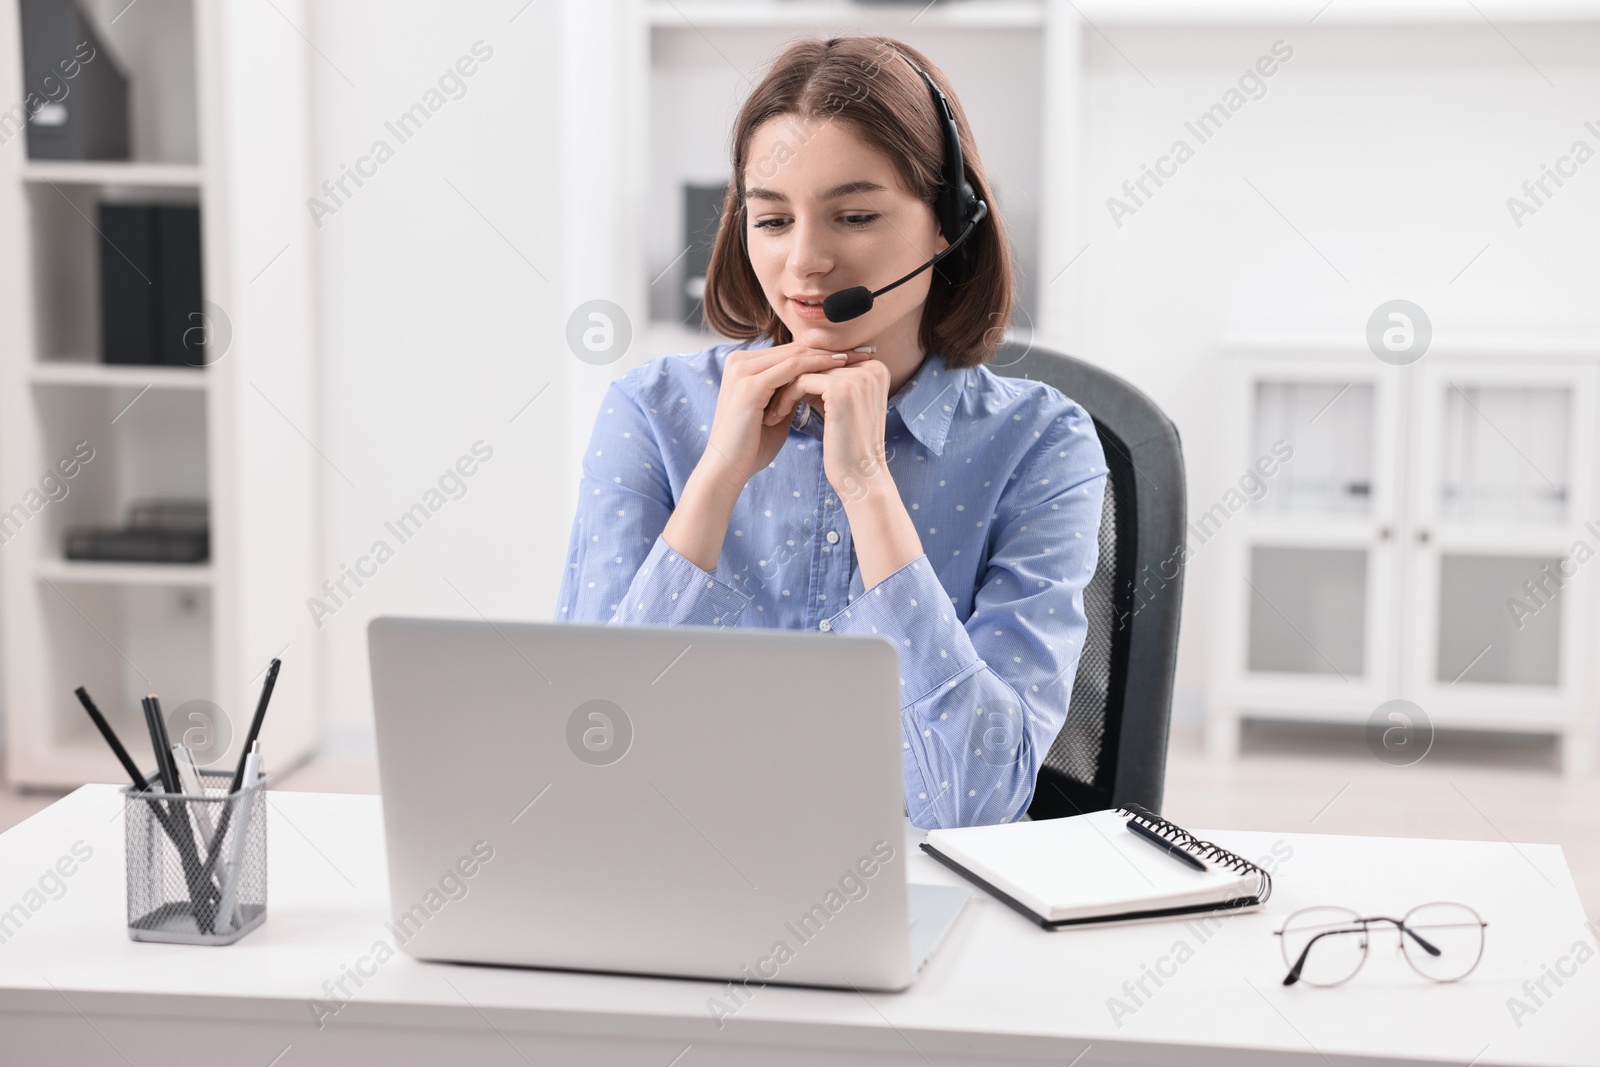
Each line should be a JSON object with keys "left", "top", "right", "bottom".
{"left": 1061, "top": 20, "right": 1600, "bottom": 720}
{"left": 307, "top": 0, "right": 569, "bottom": 728}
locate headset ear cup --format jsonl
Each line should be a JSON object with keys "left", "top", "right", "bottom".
{"left": 940, "top": 188, "right": 963, "bottom": 246}
{"left": 937, "top": 184, "right": 978, "bottom": 270}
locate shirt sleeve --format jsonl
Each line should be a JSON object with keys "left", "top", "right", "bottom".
{"left": 821, "top": 404, "right": 1107, "bottom": 829}
{"left": 556, "top": 377, "right": 754, "bottom": 628}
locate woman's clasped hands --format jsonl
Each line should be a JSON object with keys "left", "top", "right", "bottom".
{"left": 705, "top": 342, "right": 896, "bottom": 503}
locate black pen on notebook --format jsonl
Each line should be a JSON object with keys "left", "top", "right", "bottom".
{"left": 1126, "top": 817, "right": 1208, "bottom": 872}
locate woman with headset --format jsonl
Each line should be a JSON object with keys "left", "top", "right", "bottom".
{"left": 558, "top": 36, "right": 1107, "bottom": 830}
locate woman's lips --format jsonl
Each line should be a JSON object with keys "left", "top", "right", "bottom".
{"left": 790, "top": 297, "right": 829, "bottom": 321}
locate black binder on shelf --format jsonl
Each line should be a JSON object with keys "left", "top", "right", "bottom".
{"left": 920, "top": 804, "right": 1274, "bottom": 930}
{"left": 19, "top": 0, "right": 129, "bottom": 160}
{"left": 100, "top": 204, "right": 158, "bottom": 365}
{"left": 155, "top": 205, "right": 204, "bottom": 365}
{"left": 99, "top": 204, "right": 204, "bottom": 366}
{"left": 681, "top": 181, "right": 728, "bottom": 325}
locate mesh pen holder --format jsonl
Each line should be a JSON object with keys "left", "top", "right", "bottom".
{"left": 124, "top": 767, "right": 269, "bottom": 945}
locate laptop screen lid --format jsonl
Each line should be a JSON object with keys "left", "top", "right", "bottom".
{"left": 368, "top": 615, "right": 915, "bottom": 991}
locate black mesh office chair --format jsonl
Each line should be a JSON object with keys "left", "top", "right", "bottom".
{"left": 995, "top": 341, "right": 1186, "bottom": 820}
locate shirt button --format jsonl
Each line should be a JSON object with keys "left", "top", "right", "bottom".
{"left": 826, "top": 531, "right": 840, "bottom": 544}
{"left": 818, "top": 619, "right": 831, "bottom": 632}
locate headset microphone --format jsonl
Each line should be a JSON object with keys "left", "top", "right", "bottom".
{"left": 820, "top": 199, "right": 987, "bottom": 323}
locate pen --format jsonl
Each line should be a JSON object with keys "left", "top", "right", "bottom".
{"left": 230, "top": 659, "right": 280, "bottom": 793}
{"left": 74, "top": 687, "right": 149, "bottom": 790}
{"left": 174, "top": 743, "right": 215, "bottom": 842}
{"left": 1126, "top": 817, "right": 1208, "bottom": 872}
{"left": 145, "top": 694, "right": 220, "bottom": 931}
{"left": 201, "top": 659, "right": 282, "bottom": 889}
{"left": 141, "top": 696, "right": 173, "bottom": 793}
{"left": 215, "top": 740, "right": 263, "bottom": 934}
{"left": 144, "top": 695, "right": 180, "bottom": 795}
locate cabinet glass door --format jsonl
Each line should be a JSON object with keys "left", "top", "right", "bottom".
{"left": 1409, "top": 363, "right": 1594, "bottom": 719}
{"left": 1247, "top": 545, "right": 1367, "bottom": 678}
{"left": 1434, "top": 554, "right": 1562, "bottom": 686}
{"left": 1438, "top": 384, "right": 1570, "bottom": 524}
{"left": 1253, "top": 381, "right": 1375, "bottom": 517}
{"left": 1223, "top": 360, "right": 1399, "bottom": 713}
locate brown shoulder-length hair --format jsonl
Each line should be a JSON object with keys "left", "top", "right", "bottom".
{"left": 701, "top": 36, "right": 1014, "bottom": 370}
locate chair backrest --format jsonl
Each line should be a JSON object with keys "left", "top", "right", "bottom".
{"left": 994, "top": 341, "right": 1186, "bottom": 818}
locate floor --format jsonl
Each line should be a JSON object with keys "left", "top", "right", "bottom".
{"left": 4, "top": 718, "right": 1595, "bottom": 923}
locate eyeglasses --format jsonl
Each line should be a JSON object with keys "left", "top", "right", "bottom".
{"left": 1273, "top": 903, "right": 1487, "bottom": 987}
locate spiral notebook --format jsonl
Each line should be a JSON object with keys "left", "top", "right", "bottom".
{"left": 920, "top": 805, "right": 1273, "bottom": 929}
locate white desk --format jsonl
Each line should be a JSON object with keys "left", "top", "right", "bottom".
{"left": 1, "top": 786, "right": 1595, "bottom": 1066}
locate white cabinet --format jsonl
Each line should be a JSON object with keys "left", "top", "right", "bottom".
{"left": 1207, "top": 343, "right": 1596, "bottom": 774}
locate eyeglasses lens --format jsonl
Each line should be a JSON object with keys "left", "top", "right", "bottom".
{"left": 1400, "top": 903, "right": 1485, "bottom": 982}
{"left": 1279, "top": 906, "right": 1368, "bottom": 987}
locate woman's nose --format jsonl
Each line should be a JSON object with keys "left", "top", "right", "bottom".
{"left": 786, "top": 216, "right": 834, "bottom": 277}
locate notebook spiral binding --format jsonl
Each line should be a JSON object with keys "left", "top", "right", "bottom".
{"left": 1117, "top": 803, "right": 1274, "bottom": 904}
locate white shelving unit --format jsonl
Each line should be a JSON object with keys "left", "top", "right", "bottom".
{"left": 1207, "top": 340, "right": 1598, "bottom": 774}
{"left": 26, "top": 361, "right": 206, "bottom": 390}
{"left": 20, "top": 159, "right": 201, "bottom": 185}
{"left": 0, "top": 0, "right": 320, "bottom": 788}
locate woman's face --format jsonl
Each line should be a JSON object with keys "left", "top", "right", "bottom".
{"left": 742, "top": 115, "right": 947, "bottom": 360}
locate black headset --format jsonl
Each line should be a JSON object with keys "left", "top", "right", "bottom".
{"left": 901, "top": 50, "right": 986, "bottom": 254}
{"left": 736, "top": 46, "right": 989, "bottom": 324}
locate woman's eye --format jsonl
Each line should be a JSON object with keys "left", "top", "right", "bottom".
{"left": 752, "top": 214, "right": 879, "bottom": 232}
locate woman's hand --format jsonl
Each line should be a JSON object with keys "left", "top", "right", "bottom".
{"left": 765, "top": 357, "right": 895, "bottom": 505}
{"left": 699, "top": 342, "right": 876, "bottom": 492}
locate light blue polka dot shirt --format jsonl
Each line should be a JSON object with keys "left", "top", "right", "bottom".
{"left": 557, "top": 338, "right": 1107, "bottom": 829}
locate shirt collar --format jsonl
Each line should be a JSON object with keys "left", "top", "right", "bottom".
{"left": 889, "top": 351, "right": 966, "bottom": 457}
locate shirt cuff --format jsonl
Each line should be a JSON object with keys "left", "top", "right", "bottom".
{"left": 821, "top": 554, "right": 980, "bottom": 703}
{"left": 611, "top": 535, "right": 753, "bottom": 628}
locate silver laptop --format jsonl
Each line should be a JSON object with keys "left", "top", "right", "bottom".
{"left": 367, "top": 615, "right": 971, "bottom": 993}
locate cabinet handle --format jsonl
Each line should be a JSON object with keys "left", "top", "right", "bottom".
{"left": 1378, "top": 525, "right": 1392, "bottom": 541}
{"left": 1417, "top": 529, "right": 1431, "bottom": 544}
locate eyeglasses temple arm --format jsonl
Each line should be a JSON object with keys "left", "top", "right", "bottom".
{"left": 1400, "top": 923, "right": 1443, "bottom": 957}
{"left": 1282, "top": 927, "right": 1350, "bottom": 986}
